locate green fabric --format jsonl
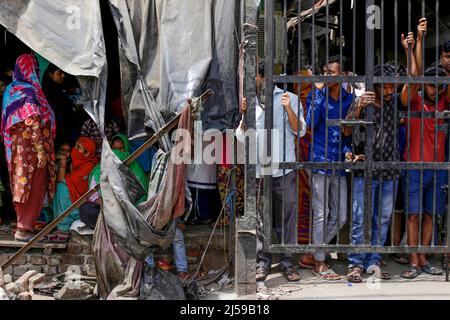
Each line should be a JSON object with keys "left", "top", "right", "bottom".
{"left": 89, "top": 134, "right": 149, "bottom": 203}
{"left": 34, "top": 51, "right": 50, "bottom": 84}
{"left": 115, "top": 133, "right": 130, "bottom": 153}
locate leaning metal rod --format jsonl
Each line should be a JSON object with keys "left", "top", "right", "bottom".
{"left": 1, "top": 89, "right": 214, "bottom": 271}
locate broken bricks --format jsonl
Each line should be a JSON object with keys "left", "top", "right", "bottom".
{"left": 5, "top": 282, "right": 19, "bottom": 295}
{"left": 3, "top": 274, "right": 12, "bottom": 285}
{"left": 15, "top": 270, "right": 37, "bottom": 293}
{"left": 17, "top": 292, "right": 32, "bottom": 300}
{"left": 54, "top": 281, "right": 94, "bottom": 300}
{"left": 28, "top": 273, "right": 46, "bottom": 291}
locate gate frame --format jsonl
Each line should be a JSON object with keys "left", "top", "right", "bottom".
{"left": 262, "top": 0, "right": 450, "bottom": 262}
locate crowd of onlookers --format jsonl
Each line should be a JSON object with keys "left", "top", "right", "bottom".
{"left": 251, "top": 18, "right": 450, "bottom": 283}
{"left": 0, "top": 48, "right": 235, "bottom": 281}
{"left": 0, "top": 17, "right": 449, "bottom": 284}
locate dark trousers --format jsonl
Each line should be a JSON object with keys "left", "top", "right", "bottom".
{"left": 257, "top": 170, "right": 297, "bottom": 271}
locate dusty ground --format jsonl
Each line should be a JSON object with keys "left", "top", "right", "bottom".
{"left": 29, "top": 255, "right": 450, "bottom": 300}
{"left": 204, "top": 254, "right": 450, "bottom": 300}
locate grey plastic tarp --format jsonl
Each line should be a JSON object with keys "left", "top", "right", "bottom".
{"left": 109, "top": 0, "right": 240, "bottom": 140}
{"left": 0, "top": 0, "right": 108, "bottom": 132}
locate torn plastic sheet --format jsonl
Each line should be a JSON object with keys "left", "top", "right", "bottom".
{"left": 108, "top": 0, "right": 173, "bottom": 150}
{"left": 199, "top": 0, "right": 240, "bottom": 130}
{"left": 100, "top": 141, "right": 177, "bottom": 260}
{"left": 110, "top": 0, "right": 239, "bottom": 140}
{"left": 0, "top": 0, "right": 108, "bottom": 133}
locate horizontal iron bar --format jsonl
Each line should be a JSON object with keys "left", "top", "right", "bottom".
{"left": 373, "top": 76, "right": 450, "bottom": 84}
{"left": 329, "top": 114, "right": 450, "bottom": 127}
{"left": 275, "top": 162, "right": 450, "bottom": 170}
{"left": 268, "top": 244, "right": 450, "bottom": 254}
{"left": 327, "top": 119, "right": 374, "bottom": 126}
{"left": 399, "top": 111, "right": 450, "bottom": 119}
{"left": 273, "top": 75, "right": 450, "bottom": 84}
{"left": 274, "top": 75, "right": 365, "bottom": 83}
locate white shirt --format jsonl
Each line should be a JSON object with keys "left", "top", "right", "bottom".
{"left": 236, "top": 87, "right": 306, "bottom": 178}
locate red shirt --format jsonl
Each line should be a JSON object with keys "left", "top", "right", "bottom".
{"left": 405, "top": 92, "right": 449, "bottom": 162}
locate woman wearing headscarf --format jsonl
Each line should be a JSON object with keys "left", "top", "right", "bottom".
{"left": 42, "top": 64, "right": 79, "bottom": 148}
{"left": 90, "top": 133, "right": 148, "bottom": 192}
{"left": 1, "top": 54, "right": 56, "bottom": 242}
{"left": 79, "top": 134, "right": 149, "bottom": 229}
{"left": 50, "top": 136, "right": 98, "bottom": 241}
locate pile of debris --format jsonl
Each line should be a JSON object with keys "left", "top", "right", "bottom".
{"left": 0, "top": 268, "right": 97, "bottom": 300}
{"left": 0, "top": 269, "right": 46, "bottom": 300}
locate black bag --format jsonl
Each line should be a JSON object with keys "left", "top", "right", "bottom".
{"left": 140, "top": 266, "right": 186, "bottom": 300}
{"left": 79, "top": 202, "right": 101, "bottom": 229}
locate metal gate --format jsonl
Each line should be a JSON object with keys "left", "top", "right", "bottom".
{"left": 261, "top": 0, "right": 450, "bottom": 278}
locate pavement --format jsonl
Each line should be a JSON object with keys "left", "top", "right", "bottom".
{"left": 203, "top": 254, "right": 450, "bottom": 300}
{"left": 29, "top": 255, "right": 450, "bottom": 300}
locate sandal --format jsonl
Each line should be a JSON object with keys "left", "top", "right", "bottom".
{"left": 401, "top": 265, "right": 422, "bottom": 279}
{"left": 177, "top": 272, "right": 190, "bottom": 282}
{"left": 298, "top": 254, "right": 330, "bottom": 270}
{"left": 256, "top": 267, "right": 269, "bottom": 282}
{"left": 14, "top": 230, "right": 37, "bottom": 242}
{"left": 347, "top": 266, "right": 363, "bottom": 283}
{"left": 392, "top": 253, "right": 410, "bottom": 265}
{"left": 298, "top": 254, "right": 315, "bottom": 270}
{"left": 282, "top": 267, "right": 300, "bottom": 282}
{"left": 421, "top": 263, "right": 443, "bottom": 276}
{"left": 46, "top": 231, "right": 70, "bottom": 243}
{"left": 312, "top": 268, "right": 341, "bottom": 281}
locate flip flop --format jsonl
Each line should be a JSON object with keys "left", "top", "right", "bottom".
{"left": 177, "top": 272, "right": 190, "bottom": 282}
{"left": 312, "top": 268, "right": 341, "bottom": 281}
{"left": 401, "top": 265, "right": 422, "bottom": 279}
{"left": 14, "top": 230, "right": 39, "bottom": 243}
{"left": 46, "top": 232, "right": 70, "bottom": 243}
{"left": 256, "top": 267, "right": 269, "bottom": 282}
{"left": 347, "top": 266, "right": 363, "bottom": 283}
{"left": 421, "top": 263, "right": 443, "bottom": 276}
{"left": 282, "top": 267, "right": 301, "bottom": 282}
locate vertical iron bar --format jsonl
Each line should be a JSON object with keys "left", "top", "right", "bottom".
{"left": 350, "top": 0, "right": 357, "bottom": 251}
{"left": 323, "top": 0, "right": 330, "bottom": 253}
{"left": 281, "top": 0, "right": 287, "bottom": 246}
{"left": 391, "top": 0, "right": 399, "bottom": 249}
{"left": 264, "top": 0, "right": 274, "bottom": 257}
{"left": 378, "top": 0, "right": 385, "bottom": 247}
{"left": 431, "top": 0, "right": 439, "bottom": 253}
{"left": 405, "top": 0, "right": 412, "bottom": 249}
{"left": 295, "top": 0, "right": 302, "bottom": 246}
{"left": 336, "top": 0, "right": 343, "bottom": 247}
{"left": 309, "top": 0, "right": 316, "bottom": 247}
{"left": 352, "top": 0, "right": 356, "bottom": 74}
{"left": 364, "top": 0, "right": 375, "bottom": 247}
{"left": 417, "top": 0, "right": 424, "bottom": 248}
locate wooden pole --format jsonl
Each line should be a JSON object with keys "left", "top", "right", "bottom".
{"left": 1, "top": 89, "right": 213, "bottom": 271}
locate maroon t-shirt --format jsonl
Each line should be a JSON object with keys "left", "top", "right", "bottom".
{"left": 404, "top": 91, "right": 449, "bottom": 162}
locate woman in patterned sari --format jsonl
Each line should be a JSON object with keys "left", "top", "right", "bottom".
{"left": 1, "top": 54, "right": 56, "bottom": 242}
